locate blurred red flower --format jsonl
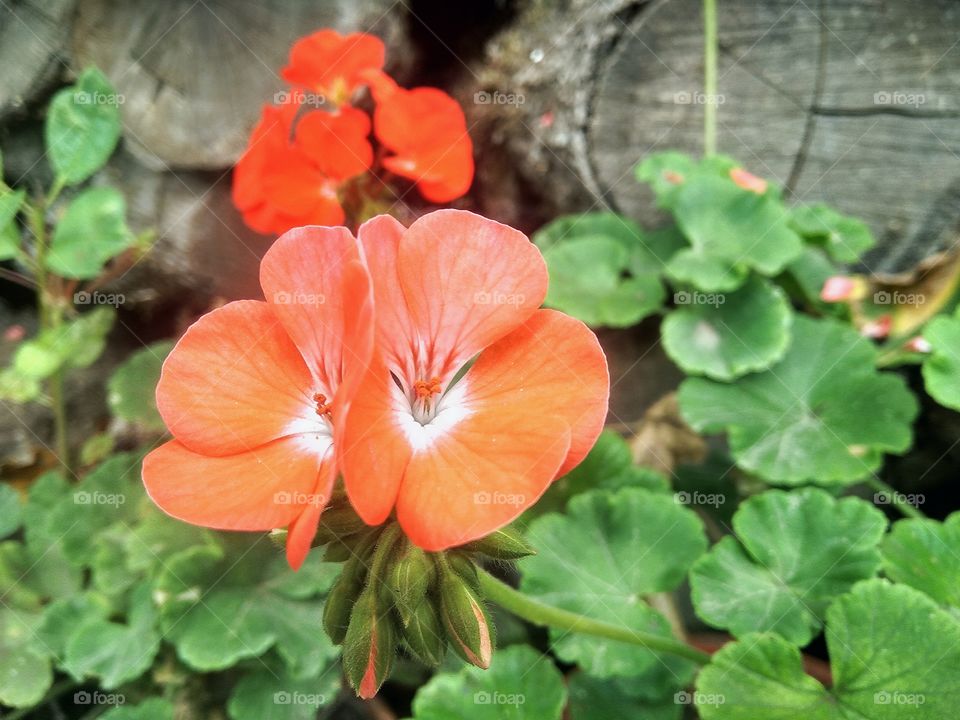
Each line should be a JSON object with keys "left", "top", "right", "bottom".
{"left": 282, "top": 29, "right": 386, "bottom": 106}
{"left": 232, "top": 102, "right": 373, "bottom": 235}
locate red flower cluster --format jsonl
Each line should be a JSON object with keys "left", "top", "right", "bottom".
{"left": 232, "top": 30, "right": 474, "bottom": 235}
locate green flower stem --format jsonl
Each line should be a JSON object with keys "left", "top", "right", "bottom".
{"left": 477, "top": 570, "right": 711, "bottom": 665}
{"left": 863, "top": 477, "right": 926, "bottom": 519}
{"left": 28, "top": 188, "right": 70, "bottom": 473}
{"left": 703, "top": 0, "right": 718, "bottom": 156}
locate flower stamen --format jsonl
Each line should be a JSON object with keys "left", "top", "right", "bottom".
{"left": 414, "top": 377, "right": 442, "bottom": 399}
{"left": 314, "top": 392, "right": 333, "bottom": 418}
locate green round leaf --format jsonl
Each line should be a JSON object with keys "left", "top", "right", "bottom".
{"left": 0, "top": 188, "right": 25, "bottom": 261}
{"left": 520, "top": 488, "right": 707, "bottom": 677}
{"left": 921, "top": 310, "right": 960, "bottom": 411}
{"left": 663, "top": 276, "right": 793, "bottom": 380}
{"left": 567, "top": 673, "right": 682, "bottom": 720}
{"left": 45, "top": 67, "right": 122, "bottom": 185}
{"left": 696, "top": 580, "right": 960, "bottom": 719}
{"left": 679, "top": 316, "right": 918, "bottom": 484}
{"left": 669, "top": 174, "right": 803, "bottom": 288}
{"left": 47, "top": 187, "right": 133, "bottom": 279}
{"left": 108, "top": 341, "right": 174, "bottom": 430}
{"left": 690, "top": 488, "right": 886, "bottom": 645}
{"left": 543, "top": 235, "right": 664, "bottom": 327}
{"left": 228, "top": 666, "right": 339, "bottom": 720}
{"left": 0, "top": 608, "right": 52, "bottom": 708}
{"left": 790, "top": 204, "right": 875, "bottom": 263}
{"left": 882, "top": 511, "right": 960, "bottom": 609}
{"left": 101, "top": 698, "right": 175, "bottom": 720}
{"left": 411, "top": 644, "right": 567, "bottom": 720}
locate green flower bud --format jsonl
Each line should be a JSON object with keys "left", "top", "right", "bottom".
{"left": 438, "top": 571, "right": 494, "bottom": 669}
{"left": 401, "top": 600, "right": 446, "bottom": 667}
{"left": 461, "top": 526, "right": 536, "bottom": 560}
{"left": 311, "top": 503, "right": 369, "bottom": 546}
{"left": 386, "top": 541, "right": 435, "bottom": 626}
{"left": 446, "top": 551, "right": 480, "bottom": 588}
{"left": 342, "top": 587, "right": 397, "bottom": 698}
{"left": 323, "top": 558, "right": 364, "bottom": 644}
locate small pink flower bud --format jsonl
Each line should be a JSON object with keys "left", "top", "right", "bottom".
{"left": 906, "top": 336, "right": 932, "bottom": 354}
{"left": 820, "top": 276, "right": 858, "bottom": 303}
{"left": 861, "top": 315, "right": 892, "bottom": 339}
{"left": 729, "top": 167, "right": 768, "bottom": 194}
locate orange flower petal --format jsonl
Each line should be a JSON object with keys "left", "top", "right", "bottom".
{"left": 373, "top": 87, "right": 474, "bottom": 202}
{"left": 142, "top": 436, "right": 332, "bottom": 533}
{"left": 465, "top": 309, "right": 609, "bottom": 477}
{"left": 260, "top": 226, "right": 374, "bottom": 395}
{"left": 395, "top": 407, "right": 570, "bottom": 550}
{"left": 397, "top": 209, "right": 547, "bottom": 377}
{"left": 341, "top": 356, "right": 412, "bottom": 525}
{"left": 357, "top": 214, "right": 418, "bottom": 377}
{"left": 156, "top": 300, "right": 316, "bottom": 456}
{"left": 281, "top": 30, "right": 385, "bottom": 99}
{"left": 295, "top": 106, "right": 373, "bottom": 180}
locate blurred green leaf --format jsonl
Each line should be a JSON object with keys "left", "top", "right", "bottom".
{"left": 534, "top": 212, "right": 667, "bottom": 327}
{"left": 520, "top": 488, "right": 706, "bottom": 677}
{"left": 695, "top": 580, "right": 960, "bottom": 719}
{"left": 108, "top": 341, "right": 173, "bottom": 430}
{"left": 882, "top": 512, "right": 960, "bottom": 609}
{"left": 12, "top": 306, "right": 115, "bottom": 381}
{"left": 921, "top": 308, "right": 960, "bottom": 411}
{"left": 47, "top": 187, "right": 133, "bottom": 279}
{"left": 0, "top": 483, "right": 22, "bottom": 538}
{"left": 663, "top": 275, "right": 793, "bottom": 380}
{"left": 36, "top": 593, "right": 111, "bottom": 658}
{"left": 0, "top": 608, "right": 52, "bottom": 708}
{"left": 667, "top": 174, "right": 803, "bottom": 291}
{"left": 64, "top": 583, "right": 160, "bottom": 688}
{"left": 158, "top": 542, "right": 338, "bottom": 677}
{"left": 690, "top": 488, "right": 886, "bottom": 644}
{"left": 790, "top": 203, "right": 875, "bottom": 263}
{"left": 679, "top": 316, "right": 918, "bottom": 484}
{"left": 46, "top": 67, "right": 122, "bottom": 185}
{"left": 80, "top": 431, "right": 116, "bottom": 466}
{"left": 101, "top": 698, "right": 175, "bottom": 720}
{"left": 0, "top": 188, "right": 25, "bottom": 261}
{"left": 411, "top": 645, "right": 567, "bottom": 720}
{"left": 534, "top": 430, "right": 669, "bottom": 518}
{"left": 228, "top": 665, "right": 339, "bottom": 720}
{"left": 567, "top": 673, "right": 682, "bottom": 720}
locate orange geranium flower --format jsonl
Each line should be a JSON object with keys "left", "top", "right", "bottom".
{"left": 282, "top": 29, "right": 385, "bottom": 106}
{"left": 142, "top": 226, "right": 374, "bottom": 570}
{"left": 232, "top": 102, "right": 373, "bottom": 235}
{"left": 340, "top": 209, "right": 609, "bottom": 550}
{"left": 366, "top": 74, "right": 474, "bottom": 203}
